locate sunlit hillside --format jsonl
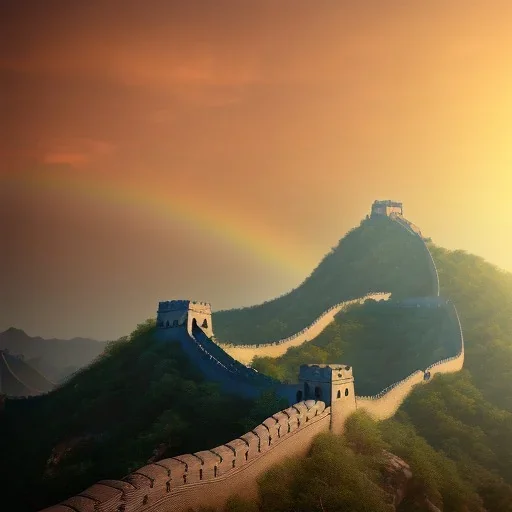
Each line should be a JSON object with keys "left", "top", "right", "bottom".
{"left": 213, "top": 215, "right": 436, "bottom": 344}
{"left": 248, "top": 245, "right": 512, "bottom": 511}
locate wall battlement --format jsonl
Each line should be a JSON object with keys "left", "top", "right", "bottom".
{"left": 220, "top": 292, "right": 391, "bottom": 364}
{"left": 371, "top": 199, "right": 403, "bottom": 217}
{"left": 40, "top": 296, "right": 464, "bottom": 512}
{"left": 38, "top": 202, "right": 463, "bottom": 512}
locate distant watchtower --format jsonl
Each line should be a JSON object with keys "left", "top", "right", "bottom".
{"left": 371, "top": 200, "right": 403, "bottom": 217}
{"left": 298, "top": 364, "right": 356, "bottom": 434}
{"left": 157, "top": 300, "right": 213, "bottom": 338}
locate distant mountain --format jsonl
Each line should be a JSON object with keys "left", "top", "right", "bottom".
{"left": 0, "top": 350, "right": 55, "bottom": 397}
{"left": 0, "top": 328, "right": 108, "bottom": 383}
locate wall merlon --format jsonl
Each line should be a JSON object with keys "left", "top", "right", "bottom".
{"left": 252, "top": 425, "right": 270, "bottom": 452}
{"left": 210, "top": 445, "right": 236, "bottom": 475}
{"left": 193, "top": 450, "right": 221, "bottom": 480}
{"left": 292, "top": 402, "right": 308, "bottom": 419}
{"left": 173, "top": 454, "right": 203, "bottom": 483}
{"left": 262, "top": 417, "right": 279, "bottom": 441}
{"left": 134, "top": 463, "right": 169, "bottom": 482}
{"left": 61, "top": 495, "right": 97, "bottom": 512}
{"left": 240, "top": 431, "right": 260, "bottom": 459}
{"left": 153, "top": 458, "right": 186, "bottom": 483}
{"left": 226, "top": 439, "right": 249, "bottom": 466}
{"left": 287, "top": 415, "right": 299, "bottom": 432}
{"left": 272, "top": 412, "right": 290, "bottom": 437}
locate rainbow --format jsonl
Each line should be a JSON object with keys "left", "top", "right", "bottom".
{"left": 5, "top": 169, "right": 316, "bottom": 276}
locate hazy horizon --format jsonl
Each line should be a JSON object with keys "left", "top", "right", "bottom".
{"left": 2, "top": 1, "right": 512, "bottom": 340}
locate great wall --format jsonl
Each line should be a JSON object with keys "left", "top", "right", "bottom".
{"left": 220, "top": 292, "right": 391, "bottom": 365}
{"left": 37, "top": 200, "right": 466, "bottom": 512}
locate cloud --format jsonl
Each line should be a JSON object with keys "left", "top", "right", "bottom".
{"left": 41, "top": 138, "right": 116, "bottom": 168}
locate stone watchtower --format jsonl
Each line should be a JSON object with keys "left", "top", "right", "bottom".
{"left": 157, "top": 300, "right": 214, "bottom": 338}
{"left": 371, "top": 200, "right": 403, "bottom": 217}
{"left": 298, "top": 364, "right": 357, "bottom": 434}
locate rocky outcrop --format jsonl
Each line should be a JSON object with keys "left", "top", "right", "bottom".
{"left": 381, "top": 450, "right": 413, "bottom": 508}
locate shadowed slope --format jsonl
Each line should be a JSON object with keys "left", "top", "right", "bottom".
{"left": 0, "top": 351, "right": 54, "bottom": 396}
{"left": 214, "top": 216, "right": 436, "bottom": 345}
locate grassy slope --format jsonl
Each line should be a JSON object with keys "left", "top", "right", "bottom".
{"left": 213, "top": 216, "right": 435, "bottom": 344}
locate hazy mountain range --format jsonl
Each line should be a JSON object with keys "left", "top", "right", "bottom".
{"left": 0, "top": 327, "right": 108, "bottom": 383}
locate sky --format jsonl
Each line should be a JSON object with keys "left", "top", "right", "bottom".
{"left": 1, "top": 1, "right": 512, "bottom": 341}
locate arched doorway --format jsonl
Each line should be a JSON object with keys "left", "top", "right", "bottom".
{"left": 314, "top": 386, "right": 322, "bottom": 400}
{"left": 296, "top": 390, "right": 303, "bottom": 402}
{"left": 304, "top": 382, "right": 310, "bottom": 400}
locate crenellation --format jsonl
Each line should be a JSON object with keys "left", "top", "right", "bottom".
{"left": 291, "top": 403, "right": 308, "bottom": 426}
{"left": 226, "top": 438, "right": 249, "bottom": 466}
{"left": 172, "top": 454, "right": 203, "bottom": 483}
{"left": 251, "top": 425, "right": 270, "bottom": 452}
{"left": 153, "top": 458, "right": 186, "bottom": 486}
{"left": 272, "top": 411, "right": 291, "bottom": 437}
{"left": 240, "top": 432, "right": 260, "bottom": 460}
{"left": 193, "top": 450, "right": 220, "bottom": 480}
{"left": 262, "top": 416, "right": 279, "bottom": 443}
{"left": 209, "top": 445, "right": 235, "bottom": 476}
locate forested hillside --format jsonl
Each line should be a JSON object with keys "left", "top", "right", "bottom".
{"left": 252, "top": 300, "right": 459, "bottom": 395}
{"left": 213, "top": 216, "right": 435, "bottom": 344}
{"left": 217, "top": 246, "right": 512, "bottom": 512}
{"left": 0, "top": 322, "right": 285, "bottom": 512}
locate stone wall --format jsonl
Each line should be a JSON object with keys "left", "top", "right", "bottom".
{"left": 221, "top": 292, "right": 391, "bottom": 365}
{"left": 38, "top": 297, "right": 465, "bottom": 512}
{"left": 39, "top": 401, "right": 331, "bottom": 512}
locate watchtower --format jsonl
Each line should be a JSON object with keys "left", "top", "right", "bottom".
{"left": 157, "top": 300, "right": 213, "bottom": 338}
{"left": 298, "top": 364, "right": 356, "bottom": 434}
{"left": 371, "top": 200, "right": 403, "bottom": 217}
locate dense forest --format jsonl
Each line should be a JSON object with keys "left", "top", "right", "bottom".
{"left": 0, "top": 322, "right": 286, "bottom": 512}
{"left": 213, "top": 216, "right": 436, "bottom": 344}
{"left": 251, "top": 300, "right": 459, "bottom": 395}
{"left": 199, "top": 245, "right": 512, "bottom": 511}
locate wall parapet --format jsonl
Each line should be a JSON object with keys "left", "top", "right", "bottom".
{"left": 355, "top": 300, "right": 464, "bottom": 419}
{"left": 39, "top": 400, "right": 329, "bottom": 512}
{"left": 220, "top": 292, "right": 391, "bottom": 349}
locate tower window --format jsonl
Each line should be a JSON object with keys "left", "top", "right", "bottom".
{"left": 345, "top": 388, "right": 349, "bottom": 397}
{"left": 337, "top": 390, "right": 341, "bottom": 399}
{"left": 202, "top": 319, "right": 209, "bottom": 328}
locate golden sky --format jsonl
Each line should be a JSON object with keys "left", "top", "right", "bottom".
{"left": 1, "top": 1, "right": 512, "bottom": 340}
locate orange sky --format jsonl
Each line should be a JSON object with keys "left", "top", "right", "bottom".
{"left": 1, "top": 1, "right": 512, "bottom": 340}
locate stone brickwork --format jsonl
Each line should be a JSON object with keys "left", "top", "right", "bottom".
{"left": 220, "top": 292, "right": 391, "bottom": 365}
{"left": 39, "top": 401, "right": 331, "bottom": 512}
{"left": 157, "top": 300, "right": 213, "bottom": 338}
{"left": 371, "top": 200, "right": 403, "bottom": 217}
